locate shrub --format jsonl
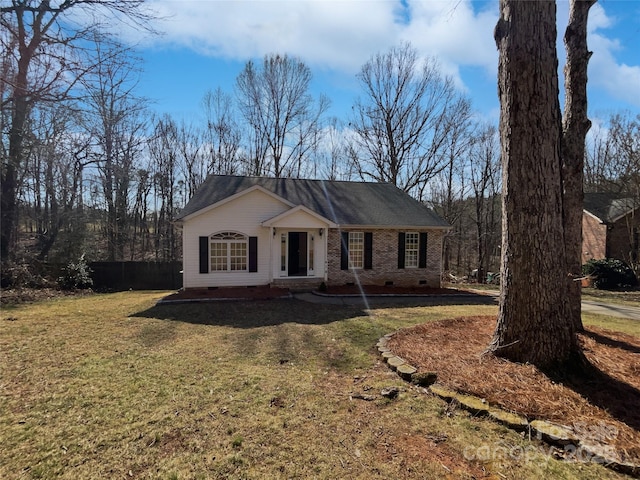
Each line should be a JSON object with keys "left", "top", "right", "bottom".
{"left": 1, "top": 260, "right": 53, "bottom": 289}
{"left": 582, "top": 258, "right": 638, "bottom": 290}
{"left": 58, "top": 254, "right": 94, "bottom": 290}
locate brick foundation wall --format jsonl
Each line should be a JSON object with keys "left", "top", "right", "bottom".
{"left": 326, "top": 228, "right": 444, "bottom": 287}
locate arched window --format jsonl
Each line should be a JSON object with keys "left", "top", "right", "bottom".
{"left": 210, "top": 232, "right": 248, "bottom": 271}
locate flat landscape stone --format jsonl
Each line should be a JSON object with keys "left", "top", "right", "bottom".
{"left": 456, "top": 394, "right": 489, "bottom": 415}
{"left": 386, "top": 356, "right": 406, "bottom": 368}
{"left": 429, "top": 384, "right": 458, "bottom": 400}
{"left": 488, "top": 407, "right": 529, "bottom": 430}
{"left": 530, "top": 420, "right": 577, "bottom": 446}
{"left": 396, "top": 363, "right": 417, "bottom": 376}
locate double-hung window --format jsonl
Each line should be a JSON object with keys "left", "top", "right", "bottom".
{"left": 348, "top": 232, "right": 365, "bottom": 269}
{"left": 341, "top": 231, "right": 372, "bottom": 271}
{"left": 398, "top": 232, "right": 426, "bottom": 269}
{"left": 210, "top": 232, "right": 248, "bottom": 272}
{"left": 404, "top": 232, "right": 419, "bottom": 268}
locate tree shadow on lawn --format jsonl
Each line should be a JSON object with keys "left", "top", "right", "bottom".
{"left": 131, "top": 298, "right": 369, "bottom": 328}
{"left": 582, "top": 329, "right": 640, "bottom": 354}
{"left": 548, "top": 366, "right": 640, "bottom": 442}
{"left": 548, "top": 337, "right": 640, "bottom": 434}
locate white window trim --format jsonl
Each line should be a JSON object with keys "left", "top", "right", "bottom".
{"left": 405, "top": 232, "right": 419, "bottom": 269}
{"left": 210, "top": 231, "right": 248, "bottom": 272}
{"left": 349, "top": 231, "right": 364, "bottom": 269}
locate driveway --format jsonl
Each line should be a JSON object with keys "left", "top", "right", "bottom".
{"left": 582, "top": 300, "right": 640, "bottom": 320}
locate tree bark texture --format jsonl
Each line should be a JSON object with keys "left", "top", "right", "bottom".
{"left": 562, "top": 0, "right": 596, "bottom": 332}
{"left": 490, "top": 0, "right": 579, "bottom": 367}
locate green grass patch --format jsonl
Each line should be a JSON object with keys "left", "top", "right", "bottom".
{"left": 0, "top": 292, "right": 633, "bottom": 479}
{"left": 582, "top": 287, "right": 640, "bottom": 307}
{"left": 583, "top": 312, "right": 640, "bottom": 336}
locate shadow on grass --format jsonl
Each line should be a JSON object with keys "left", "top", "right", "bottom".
{"left": 582, "top": 329, "right": 640, "bottom": 354}
{"left": 547, "top": 344, "right": 640, "bottom": 434}
{"left": 360, "top": 294, "right": 498, "bottom": 309}
{"left": 131, "top": 298, "right": 368, "bottom": 328}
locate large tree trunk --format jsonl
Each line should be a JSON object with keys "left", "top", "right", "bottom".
{"left": 489, "top": 0, "right": 579, "bottom": 368}
{"left": 562, "top": 0, "right": 595, "bottom": 333}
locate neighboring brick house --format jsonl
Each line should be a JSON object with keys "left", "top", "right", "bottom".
{"left": 582, "top": 193, "right": 640, "bottom": 265}
{"left": 175, "top": 175, "right": 450, "bottom": 290}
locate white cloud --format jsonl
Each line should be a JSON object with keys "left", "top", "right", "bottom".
{"left": 586, "top": 4, "right": 640, "bottom": 107}
{"left": 140, "top": 0, "right": 400, "bottom": 73}
{"left": 134, "top": 0, "right": 498, "bottom": 81}
{"left": 126, "top": 0, "right": 638, "bottom": 111}
{"left": 400, "top": 0, "right": 498, "bottom": 80}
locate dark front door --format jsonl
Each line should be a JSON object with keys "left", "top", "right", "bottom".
{"left": 288, "top": 232, "right": 308, "bottom": 276}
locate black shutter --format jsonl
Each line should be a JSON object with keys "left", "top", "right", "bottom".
{"left": 340, "top": 231, "right": 349, "bottom": 270}
{"left": 419, "top": 232, "right": 428, "bottom": 268}
{"left": 249, "top": 236, "right": 258, "bottom": 272}
{"left": 364, "top": 232, "right": 373, "bottom": 270}
{"left": 199, "top": 236, "right": 209, "bottom": 273}
{"left": 398, "top": 232, "right": 406, "bottom": 269}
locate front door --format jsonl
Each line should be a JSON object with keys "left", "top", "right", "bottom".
{"left": 288, "top": 232, "right": 308, "bottom": 276}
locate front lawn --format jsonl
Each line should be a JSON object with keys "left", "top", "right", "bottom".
{"left": 0, "top": 292, "right": 635, "bottom": 479}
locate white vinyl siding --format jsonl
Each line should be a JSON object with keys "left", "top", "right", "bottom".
{"left": 182, "top": 189, "right": 287, "bottom": 288}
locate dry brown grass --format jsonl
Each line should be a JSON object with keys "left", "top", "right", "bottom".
{"left": 0, "top": 292, "right": 635, "bottom": 479}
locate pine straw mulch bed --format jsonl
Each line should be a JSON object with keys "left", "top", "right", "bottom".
{"left": 387, "top": 316, "right": 640, "bottom": 465}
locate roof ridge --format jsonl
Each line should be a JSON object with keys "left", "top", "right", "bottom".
{"left": 206, "top": 174, "right": 393, "bottom": 186}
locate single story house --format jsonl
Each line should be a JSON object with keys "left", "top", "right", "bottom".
{"left": 582, "top": 192, "right": 639, "bottom": 265}
{"left": 175, "top": 175, "right": 450, "bottom": 290}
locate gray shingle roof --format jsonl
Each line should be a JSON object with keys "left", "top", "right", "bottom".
{"left": 583, "top": 192, "right": 638, "bottom": 223}
{"left": 176, "top": 175, "right": 450, "bottom": 228}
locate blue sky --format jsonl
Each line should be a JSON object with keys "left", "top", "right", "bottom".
{"left": 127, "top": 0, "right": 640, "bottom": 125}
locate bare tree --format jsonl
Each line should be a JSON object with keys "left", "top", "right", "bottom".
{"left": 429, "top": 157, "right": 468, "bottom": 276}
{"left": 585, "top": 120, "right": 616, "bottom": 192}
{"left": 235, "top": 54, "right": 329, "bottom": 178}
{"left": 489, "top": 0, "right": 595, "bottom": 368}
{"left": 585, "top": 111, "right": 640, "bottom": 274}
{"left": 313, "top": 117, "right": 354, "bottom": 181}
{"left": 468, "top": 124, "right": 501, "bottom": 284}
{"left": 349, "top": 43, "right": 470, "bottom": 198}
{"left": 201, "top": 87, "right": 241, "bottom": 180}
{"left": 130, "top": 167, "right": 152, "bottom": 259}
{"left": 81, "top": 41, "right": 148, "bottom": 261}
{"left": 0, "top": 0, "right": 155, "bottom": 270}
{"left": 147, "top": 115, "right": 179, "bottom": 261}
{"left": 607, "top": 113, "right": 640, "bottom": 195}
{"left": 21, "top": 103, "right": 89, "bottom": 261}
{"left": 427, "top": 99, "right": 475, "bottom": 276}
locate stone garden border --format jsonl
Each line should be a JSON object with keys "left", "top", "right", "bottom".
{"left": 377, "top": 332, "right": 639, "bottom": 477}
